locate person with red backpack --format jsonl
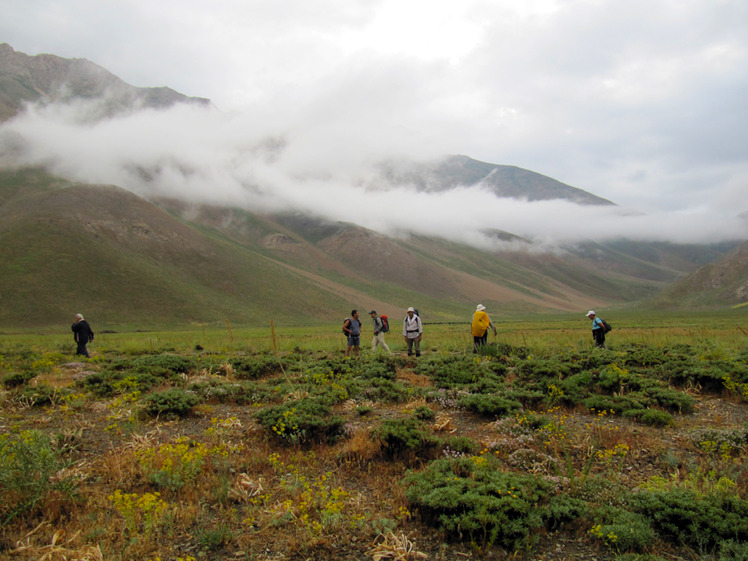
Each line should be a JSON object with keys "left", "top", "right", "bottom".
{"left": 369, "top": 310, "right": 393, "bottom": 354}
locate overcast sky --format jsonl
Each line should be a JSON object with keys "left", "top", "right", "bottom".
{"left": 1, "top": 0, "right": 747, "bottom": 246}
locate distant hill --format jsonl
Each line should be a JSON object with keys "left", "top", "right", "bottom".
{"left": 0, "top": 43, "right": 209, "bottom": 122}
{"left": 378, "top": 155, "right": 614, "bottom": 205}
{"left": 2, "top": 167, "right": 730, "bottom": 329}
{"left": 649, "top": 241, "right": 748, "bottom": 309}
{"left": 0, "top": 45, "right": 744, "bottom": 328}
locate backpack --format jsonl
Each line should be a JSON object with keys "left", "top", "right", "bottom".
{"left": 380, "top": 315, "right": 390, "bottom": 333}
{"left": 600, "top": 319, "right": 612, "bottom": 333}
{"left": 342, "top": 318, "right": 351, "bottom": 335}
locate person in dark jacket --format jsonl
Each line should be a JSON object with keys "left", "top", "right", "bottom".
{"left": 72, "top": 313, "right": 94, "bottom": 357}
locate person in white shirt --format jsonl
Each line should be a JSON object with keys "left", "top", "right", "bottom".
{"left": 402, "top": 307, "right": 423, "bottom": 357}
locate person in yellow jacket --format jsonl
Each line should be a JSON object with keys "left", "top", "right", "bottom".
{"left": 471, "top": 304, "right": 497, "bottom": 352}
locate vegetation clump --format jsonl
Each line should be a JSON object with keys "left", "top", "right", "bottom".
{"left": 0, "top": 322, "right": 745, "bottom": 560}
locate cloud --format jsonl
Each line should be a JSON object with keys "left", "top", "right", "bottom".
{"left": 0, "top": 0, "right": 747, "bottom": 232}
{"left": 1, "top": 98, "right": 745, "bottom": 248}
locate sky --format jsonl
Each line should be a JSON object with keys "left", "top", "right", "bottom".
{"left": 1, "top": 0, "right": 747, "bottom": 247}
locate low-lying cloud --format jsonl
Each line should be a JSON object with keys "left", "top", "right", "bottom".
{"left": 1, "top": 99, "right": 746, "bottom": 249}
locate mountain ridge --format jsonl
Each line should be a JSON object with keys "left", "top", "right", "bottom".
{"left": 0, "top": 46, "right": 745, "bottom": 327}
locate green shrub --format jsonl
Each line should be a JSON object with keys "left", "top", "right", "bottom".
{"left": 2, "top": 371, "right": 34, "bottom": 388}
{"left": 628, "top": 489, "right": 748, "bottom": 551}
{"left": 370, "top": 417, "right": 438, "bottom": 457}
{"left": 359, "top": 358, "right": 399, "bottom": 380}
{"left": 717, "top": 539, "right": 748, "bottom": 561}
{"left": 255, "top": 398, "right": 345, "bottom": 445}
{"left": 230, "top": 355, "right": 282, "bottom": 380}
{"left": 622, "top": 409, "right": 674, "bottom": 427}
{"left": 0, "top": 430, "right": 78, "bottom": 526}
{"left": 478, "top": 342, "right": 530, "bottom": 362}
{"left": 113, "top": 354, "right": 194, "bottom": 377}
{"left": 189, "top": 379, "right": 274, "bottom": 405}
{"left": 403, "top": 457, "right": 559, "bottom": 550}
{"left": 356, "top": 377, "right": 413, "bottom": 403}
{"left": 18, "top": 384, "right": 69, "bottom": 407}
{"left": 584, "top": 394, "right": 647, "bottom": 415}
{"left": 589, "top": 505, "right": 655, "bottom": 552}
{"left": 515, "top": 358, "right": 572, "bottom": 380}
{"left": 442, "top": 436, "right": 480, "bottom": 456}
{"left": 458, "top": 393, "right": 522, "bottom": 417}
{"left": 144, "top": 388, "right": 200, "bottom": 417}
{"left": 413, "top": 405, "right": 436, "bottom": 420}
{"left": 80, "top": 371, "right": 159, "bottom": 397}
{"left": 644, "top": 386, "right": 695, "bottom": 414}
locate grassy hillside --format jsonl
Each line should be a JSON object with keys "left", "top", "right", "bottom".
{"left": 1, "top": 168, "right": 742, "bottom": 330}
{"left": 649, "top": 241, "right": 748, "bottom": 310}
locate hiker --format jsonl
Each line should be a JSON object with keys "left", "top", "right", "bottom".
{"left": 369, "top": 310, "right": 393, "bottom": 354}
{"left": 402, "top": 307, "right": 423, "bottom": 357}
{"left": 343, "top": 309, "right": 362, "bottom": 357}
{"left": 471, "top": 304, "right": 497, "bottom": 352}
{"left": 71, "top": 313, "right": 94, "bottom": 357}
{"left": 586, "top": 310, "right": 607, "bottom": 348}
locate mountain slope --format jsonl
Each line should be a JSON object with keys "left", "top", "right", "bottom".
{"left": 378, "top": 155, "right": 614, "bottom": 205}
{"left": 0, "top": 43, "right": 209, "bottom": 122}
{"left": 649, "top": 241, "right": 748, "bottom": 309}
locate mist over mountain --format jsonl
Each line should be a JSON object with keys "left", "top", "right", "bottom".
{"left": 0, "top": 43, "right": 209, "bottom": 122}
{"left": 0, "top": 45, "right": 745, "bottom": 326}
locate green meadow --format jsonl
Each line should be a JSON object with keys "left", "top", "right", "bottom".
{"left": 3, "top": 309, "right": 745, "bottom": 355}
{"left": 0, "top": 310, "right": 745, "bottom": 560}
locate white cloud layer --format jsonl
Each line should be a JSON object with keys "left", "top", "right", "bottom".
{"left": 1, "top": 0, "right": 747, "bottom": 246}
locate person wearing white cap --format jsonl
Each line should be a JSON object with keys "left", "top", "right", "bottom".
{"left": 471, "top": 304, "right": 497, "bottom": 352}
{"left": 402, "top": 307, "right": 423, "bottom": 357}
{"left": 586, "top": 311, "right": 606, "bottom": 348}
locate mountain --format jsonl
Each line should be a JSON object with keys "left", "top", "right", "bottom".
{"left": 0, "top": 46, "right": 744, "bottom": 328}
{"left": 649, "top": 241, "right": 748, "bottom": 310}
{"left": 0, "top": 43, "right": 209, "bottom": 122}
{"left": 377, "top": 155, "right": 614, "bottom": 205}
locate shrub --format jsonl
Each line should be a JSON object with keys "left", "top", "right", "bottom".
{"left": 583, "top": 395, "right": 647, "bottom": 415}
{"left": 442, "top": 436, "right": 480, "bottom": 456}
{"left": 113, "top": 354, "right": 194, "bottom": 377}
{"left": 189, "top": 379, "right": 274, "bottom": 405}
{"left": 80, "top": 371, "right": 159, "bottom": 397}
{"left": 717, "top": 540, "right": 748, "bottom": 561}
{"left": 230, "top": 355, "right": 282, "bottom": 380}
{"left": 144, "top": 388, "right": 200, "bottom": 417}
{"left": 370, "top": 417, "right": 438, "bottom": 457}
{"left": 356, "top": 377, "right": 412, "bottom": 403}
{"left": 645, "top": 386, "right": 696, "bottom": 414}
{"left": 0, "top": 430, "right": 78, "bottom": 526}
{"left": 413, "top": 405, "right": 436, "bottom": 420}
{"left": 255, "top": 398, "right": 345, "bottom": 445}
{"left": 2, "top": 371, "right": 34, "bottom": 388}
{"left": 18, "top": 384, "right": 69, "bottom": 407}
{"left": 622, "top": 409, "right": 674, "bottom": 427}
{"left": 403, "top": 456, "right": 559, "bottom": 551}
{"left": 458, "top": 393, "right": 522, "bottom": 417}
{"left": 628, "top": 489, "right": 748, "bottom": 551}
{"left": 589, "top": 505, "right": 655, "bottom": 552}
